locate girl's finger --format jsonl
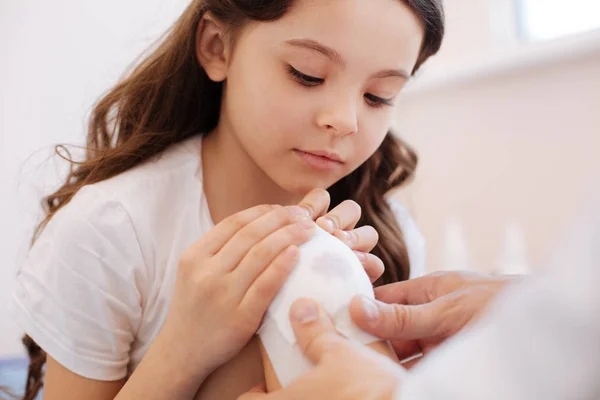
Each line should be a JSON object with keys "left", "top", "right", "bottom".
{"left": 239, "top": 245, "right": 300, "bottom": 320}
{"left": 355, "top": 251, "right": 385, "bottom": 283}
{"left": 232, "top": 220, "right": 314, "bottom": 288}
{"left": 316, "top": 200, "right": 361, "bottom": 233}
{"left": 187, "top": 205, "right": 276, "bottom": 258}
{"left": 297, "top": 188, "right": 331, "bottom": 220}
{"left": 333, "top": 225, "right": 379, "bottom": 253}
{"left": 215, "top": 206, "right": 310, "bottom": 272}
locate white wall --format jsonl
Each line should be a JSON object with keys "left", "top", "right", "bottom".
{"left": 418, "top": 0, "right": 520, "bottom": 76}
{"left": 393, "top": 33, "right": 600, "bottom": 275}
{"left": 0, "top": 0, "right": 189, "bottom": 358}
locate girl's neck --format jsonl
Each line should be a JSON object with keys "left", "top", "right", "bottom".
{"left": 201, "top": 124, "right": 301, "bottom": 225}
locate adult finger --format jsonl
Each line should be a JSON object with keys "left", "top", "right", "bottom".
{"left": 349, "top": 295, "right": 450, "bottom": 341}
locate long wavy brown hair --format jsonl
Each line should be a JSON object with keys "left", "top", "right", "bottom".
{"left": 15, "top": 1, "right": 444, "bottom": 398}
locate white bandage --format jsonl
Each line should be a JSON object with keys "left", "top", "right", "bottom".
{"left": 258, "top": 224, "right": 379, "bottom": 387}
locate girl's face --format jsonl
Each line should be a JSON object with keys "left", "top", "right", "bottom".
{"left": 220, "top": 0, "right": 424, "bottom": 195}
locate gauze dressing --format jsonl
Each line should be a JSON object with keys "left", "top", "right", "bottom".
{"left": 257, "top": 223, "right": 379, "bottom": 387}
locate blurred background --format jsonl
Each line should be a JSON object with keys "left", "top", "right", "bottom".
{"left": 392, "top": 0, "right": 600, "bottom": 276}
{"left": 1, "top": 0, "right": 600, "bottom": 393}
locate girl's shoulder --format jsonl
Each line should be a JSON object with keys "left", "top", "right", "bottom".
{"left": 37, "top": 133, "right": 208, "bottom": 272}
{"left": 9, "top": 136, "right": 208, "bottom": 381}
{"left": 91, "top": 135, "right": 204, "bottom": 207}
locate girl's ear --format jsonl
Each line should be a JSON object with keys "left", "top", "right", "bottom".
{"left": 195, "top": 12, "right": 231, "bottom": 82}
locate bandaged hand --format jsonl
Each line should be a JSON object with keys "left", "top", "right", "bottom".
{"left": 241, "top": 299, "right": 405, "bottom": 400}
{"left": 257, "top": 222, "right": 396, "bottom": 389}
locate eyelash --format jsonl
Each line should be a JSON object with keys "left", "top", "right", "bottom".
{"left": 288, "top": 65, "right": 323, "bottom": 87}
{"left": 287, "top": 65, "right": 394, "bottom": 108}
{"left": 365, "top": 93, "right": 393, "bottom": 108}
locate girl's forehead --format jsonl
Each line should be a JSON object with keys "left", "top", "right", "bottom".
{"left": 243, "top": 0, "right": 424, "bottom": 75}
{"left": 265, "top": 0, "right": 421, "bottom": 40}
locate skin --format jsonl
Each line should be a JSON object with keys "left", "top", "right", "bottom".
{"left": 40, "top": 0, "right": 424, "bottom": 399}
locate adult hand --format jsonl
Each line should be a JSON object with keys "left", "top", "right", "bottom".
{"left": 349, "top": 271, "right": 523, "bottom": 366}
{"left": 238, "top": 298, "right": 405, "bottom": 400}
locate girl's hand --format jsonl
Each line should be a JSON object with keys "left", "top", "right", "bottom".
{"left": 159, "top": 203, "right": 315, "bottom": 381}
{"left": 299, "top": 189, "right": 384, "bottom": 283}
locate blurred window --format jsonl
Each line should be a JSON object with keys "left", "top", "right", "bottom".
{"left": 518, "top": 0, "right": 600, "bottom": 40}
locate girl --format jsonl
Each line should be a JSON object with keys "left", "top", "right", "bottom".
{"left": 9, "top": 0, "right": 444, "bottom": 399}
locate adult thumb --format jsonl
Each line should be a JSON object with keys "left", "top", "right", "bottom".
{"left": 289, "top": 298, "right": 345, "bottom": 365}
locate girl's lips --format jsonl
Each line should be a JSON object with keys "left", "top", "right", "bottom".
{"left": 294, "top": 149, "right": 344, "bottom": 171}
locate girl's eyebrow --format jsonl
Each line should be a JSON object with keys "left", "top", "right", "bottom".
{"left": 284, "top": 38, "right": 345, "bottom": 66}
{"left": 284, "top": 38, "right": 410, "bottom": 80}
{"left": 371, "top": 69, "right": 410, "bottom": 80}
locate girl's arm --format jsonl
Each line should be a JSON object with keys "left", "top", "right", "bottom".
{"left": 43, "top": 357, "right": 125, "bottom": 400}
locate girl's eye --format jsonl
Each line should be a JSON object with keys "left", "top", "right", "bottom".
{"left": 364, "top": 93, "right": 394, "bottom": 108}
{"left": 288, "top": 66, "right": 324, "bottom": 87}
{"left": 287, "top": 65, "right": 394, "bottom": 107}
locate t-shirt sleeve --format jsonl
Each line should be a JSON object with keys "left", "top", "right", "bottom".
{"left": 387, "top": 199, "right": 427, "bottom": 279}
{"left": 9, "top": 185, "right": 146, "bottom": 381}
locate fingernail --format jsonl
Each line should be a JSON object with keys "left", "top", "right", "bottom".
{"left": 292, "top": 300, "right": 319, "bottom": 324}
{"left": 289, "top": 206, "right": 310, "bottom": 220}
{"left": 354, "top": 251, "right": 367, "bottom": 263}
{"left": 338, "top": 230, "right": 355, "bottom": 246}
{"left": 317, "top": 217, "right": 335, "bottom": 232}
{"left": 299, "top": 219, "right": 315, "bottom": 230}
{"left": 360, "top": 296, "right": 379, "bottom": 323}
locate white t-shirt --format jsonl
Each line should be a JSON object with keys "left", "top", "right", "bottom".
{"left": 9, "top": 135, "right": 425, "bottom": 381}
